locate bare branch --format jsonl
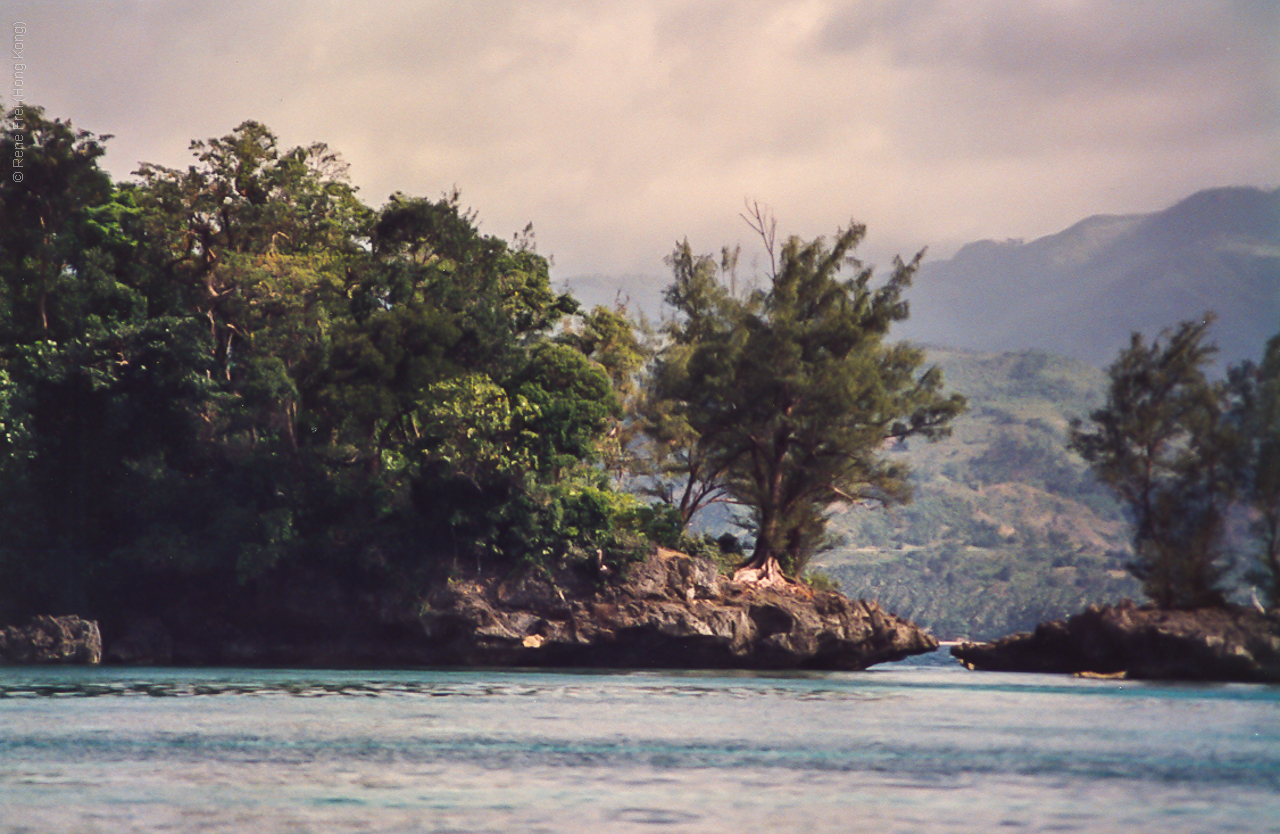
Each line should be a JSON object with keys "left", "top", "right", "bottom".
{"left": 740, "top": 199, "right": 778, "bottom": 279}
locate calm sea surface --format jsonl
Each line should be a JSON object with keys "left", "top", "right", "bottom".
{"left": 1, "top": 649, "right": 1278, "bottom": 833}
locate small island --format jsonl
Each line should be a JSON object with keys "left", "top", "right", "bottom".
{"left": 0, "top": 108, "right": 957, "bottom": 670}
{"left": 951, "top": 602, "right": 1280, "bottom": 682}
{"left": 2, "top": 108, "right": 1276, "bottom": 679}
{"left": 954, "top": 315, "right": 1280, "bottom": 683}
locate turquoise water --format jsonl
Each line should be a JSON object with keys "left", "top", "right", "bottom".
{"left": 1, "top": 650, "right": 1278, "bottom": 833}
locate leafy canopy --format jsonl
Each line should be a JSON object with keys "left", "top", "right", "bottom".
{"left": 0, "top": 107, "right": 644, "bottom": 626}
{"left": 646, "top": 213, "right": 965, "bottom": 579}
{"left": 1069, "top": 318, "right": 1235, "bottom": 609}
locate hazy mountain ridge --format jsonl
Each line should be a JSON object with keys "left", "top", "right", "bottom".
{"left": 901, "top": 186, "right": 1280, "bottom": 367}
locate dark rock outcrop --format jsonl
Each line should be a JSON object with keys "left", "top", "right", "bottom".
{"left": 419, "top": 549, "right": 938, "bottom": 670}
{"left": 0, "top": 615, "right": 102, "bottom": 664}
{"left": 105, "top": 617, "right": 175, "bottom": 665}
{"left": 951, "top": 602, "right": 1280, "bottom": 682}
{"left": 95, "top": 550, "right": 935, "bottom": 669}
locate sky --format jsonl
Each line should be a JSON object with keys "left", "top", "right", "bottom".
{"left": 7, "top": 0, "right": 1279, "bottom": 285}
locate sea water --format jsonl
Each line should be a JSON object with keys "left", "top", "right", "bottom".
{"left": 1, "top": 650, "right": 1278, "bottom": 833}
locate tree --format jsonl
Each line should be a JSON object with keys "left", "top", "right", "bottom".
{"left": 311, "top": 192, "right": 623, "bottom": 571}
{"left": 557, "top": 304, "right": 650, "bottom": 487}
{"left": 1069, "top": 319, "right": 1235, "bottom": 609}
{"left": 0, "top": 107, "right": 652, "bottom": 630}
{"left": 1228, "top": 331, "right": 1280, "bottom": 608}
{"left": 647, "top": 213, "right": 965, "bottom": 582}
{"left": 0, "top": 105, "right": 117, "bottom": 338}
{"left": 132, "top": 120, "right": 367, "bottom": 390}
{"left": 0, "top": 106, "right": 208, "bottom": 617}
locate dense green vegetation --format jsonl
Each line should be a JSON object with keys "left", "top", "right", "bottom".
{"left": 637, "top": 208, "right": 964, "bottom": 581}
{"left": 0, "top": 107, "right": 958, "bottom": 642}
{"left": 0, "top": 106, "right": 660, "bottom": 630}
{"left": 5, "top": 105, "right": 1273, "bottom": 650}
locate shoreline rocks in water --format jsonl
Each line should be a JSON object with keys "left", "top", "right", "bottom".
{"left": 102, "top": 549, "right": 937, "bottom": 670}
{"left": 951, "top": 602, "right": 1280, "bottom": 683}
{"left": 0, "top": 615, "right": 102, "bottom": 665}
{"left": 419, "top": 548, "right": 938, "bottom": 670}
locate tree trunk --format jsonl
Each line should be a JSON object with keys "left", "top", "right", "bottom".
{"left": 732, "top": 546, "right": 789, "bottom": 587}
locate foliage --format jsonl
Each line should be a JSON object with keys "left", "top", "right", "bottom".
{"left": 557, "top": 304, "right": 651, "bottom": 486}
{"left": 646, "top": 216, "right": 965, "bottom": 578}
{"left": 0, "top": 107, "right": 645, "bottom": 627}
{"left": 1069, "top": 319, "right": 1237, "bottom": 609}
{"left": 0, "top": 105, "right": 117, "bottom": 340}
{"left": 1228, "top": 332, "right": 1280, "bottom": 607}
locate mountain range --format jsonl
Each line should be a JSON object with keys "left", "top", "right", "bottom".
{"left": 811, "top": 347, "right": 1140, "bottom": 641}
{"left": 897, "top": 185, "right": 1280, "bottom": 367}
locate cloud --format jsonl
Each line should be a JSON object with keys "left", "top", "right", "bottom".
{"left": 817, "top": 0, "right": 1280, "bottom": 155}
{"left": 16, "top": 0, "right": 1280, "bottom": 281}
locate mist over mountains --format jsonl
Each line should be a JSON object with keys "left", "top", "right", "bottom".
{"left": 566, "top": 186, "right": 1280, "bottom": 368}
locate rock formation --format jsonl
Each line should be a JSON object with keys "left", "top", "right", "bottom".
{"left": 0, "top": 615, "right": 102, "bottom": 664}
{"left": 95, "top": 549, "right": 935, "bottom": 669}
{"left": 951, "top": 602, "right": 1280, "bottom": 683}
{"left": 419, "top": 548, "right": 938, "bottom": 670}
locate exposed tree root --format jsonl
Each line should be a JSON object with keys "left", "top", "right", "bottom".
{"left": 731, "top": 557, "right": 792, "bottom": 589}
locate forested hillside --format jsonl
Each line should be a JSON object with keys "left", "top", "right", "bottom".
{"left": 813, "top": 348, "right": 1144, "bottom": 640}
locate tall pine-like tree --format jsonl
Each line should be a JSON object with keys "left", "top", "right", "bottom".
{"left": 1229, "top": 332, "right": 1280, "bottom": 608}
{"left": 647, "top": 213, "right": 964, "bottom": 582}
{"left": 1069, "top": 319, "right": 1235, "bottom": 609}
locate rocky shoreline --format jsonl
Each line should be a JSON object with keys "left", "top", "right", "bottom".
{"left": 951, "top": 602, "right": 1280, "bottom": 683}
{"left": 13, "top": 573, "right": 1280, "bottom": 684}
{"left": 0, "top": 615, "right": 102, "bottom": 665}
{"left": 14, "top": 566, "right": 1280, "bottom": 684}
{"left": 415, "top": 548, "right": 938, "bottom": 670}
{"left": 7, "top": 550, "right": 937, "bottom": 670}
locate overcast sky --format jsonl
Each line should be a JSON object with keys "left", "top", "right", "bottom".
{"left": 8, "top": 0, "right": 1279, "bottom": 281}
